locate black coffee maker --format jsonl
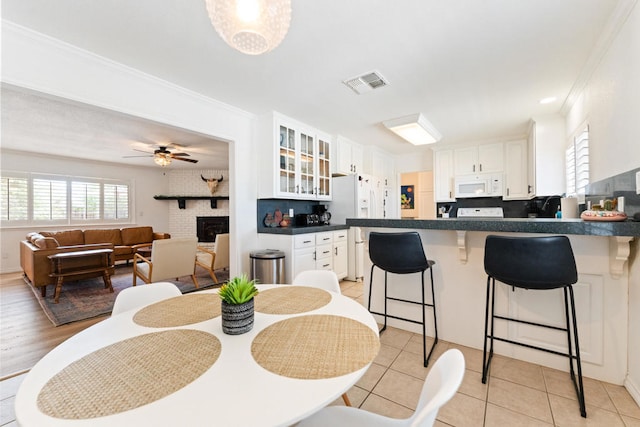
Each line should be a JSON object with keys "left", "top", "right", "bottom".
{"left": 313, "top": 204, "right": 332, "bottom": 225}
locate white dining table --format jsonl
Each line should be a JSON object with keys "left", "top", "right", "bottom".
{"left": 15, "top": 285, "right": 380, "bottom": 427}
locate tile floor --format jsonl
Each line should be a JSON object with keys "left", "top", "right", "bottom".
{"left": 2, "top": 280, "right": 639, "bottom": 426}
{"left": 336, "top": 280, "right": 640, "bottom": 427}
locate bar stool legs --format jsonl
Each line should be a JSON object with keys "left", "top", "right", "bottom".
{"left": 368, "top": 265, "right": 438, "bottom": 367}
{"left": 481, "top": 276, "right": 586, "bottom": 418}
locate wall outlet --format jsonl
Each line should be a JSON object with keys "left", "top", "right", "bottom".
{"left": 636, "top": 171, "right": 640, "bottom": 195}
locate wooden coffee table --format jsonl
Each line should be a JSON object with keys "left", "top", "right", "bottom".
{"left": 48, "top": 249, "right": 114, "bottom": 303}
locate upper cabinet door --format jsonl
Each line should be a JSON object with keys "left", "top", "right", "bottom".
{"left": 434, "top": 149, "right": 455, "bottom": 202}
{"left": 454, "top": 143, "right": 504, "bottom": 175}
{"left": 316, "top": 133, "right": 332, "bottom": 200}
{"left": 503, "top": 140, "right": 529, "bottom": 200}
{"left": 278, "top": 123, "right": 299, "bottom": 197}
{"left": 333, "top": 135, "right": 363, "bottom": 175}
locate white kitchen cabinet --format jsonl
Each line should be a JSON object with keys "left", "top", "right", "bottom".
{"left": 454, "top": 143, "right": 504, "bottom": 175}
{"left": 258, "top": 112, "right": 332, "bottom": 200}
{"left": 259, "top": 230, "right": 348, "bottom": 283}
{"left": 503, "top": 140, "right": 530, "bottom": 200}
{"left": 333, "top": 135, "right": 363, "bottom": 175}
{"left": 332, "top": 230, "right": 348, "bottom": 280}
{"left": 528, "top": 116, "right": 566, "bottom": 197}
{"left": 434, "top": 149, "right": 455, "bottom": 202}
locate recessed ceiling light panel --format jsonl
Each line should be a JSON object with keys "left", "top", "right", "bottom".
{"left": 383, "top": 113, "right": 442, "bottom": 146}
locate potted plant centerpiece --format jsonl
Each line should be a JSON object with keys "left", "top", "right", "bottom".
{"left": 218, "top": 274, "right": 259, "bottom": 335}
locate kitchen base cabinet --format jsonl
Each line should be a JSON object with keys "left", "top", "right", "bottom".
{"left": 258, "top": 230, "right": 347, "bottom": 283}
{"left": 332, "top": 230, "right": 348, "bottom": 280}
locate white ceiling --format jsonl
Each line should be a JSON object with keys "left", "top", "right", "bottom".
{"left": 0, "top": 0, "right": 625, "bottom": 169}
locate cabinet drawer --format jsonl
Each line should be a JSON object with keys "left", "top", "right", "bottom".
{"left": 333, "top": 230, "right": 348, "bottom": 242}
{"left": 316, "top": 243, "right": 333, "bottom": 260}
{"left": 316, "top": 258, "right": 333, "bottom": 270}
{"left": 294, "top": 234, "right": 316, "bottom": 249}
{"left": 316, "top": 231, "right": 333, "bottom": 245}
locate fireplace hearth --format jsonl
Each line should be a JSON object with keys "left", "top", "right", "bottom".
{"left": 197, "top": 216, "right": 229, "bottom": 242}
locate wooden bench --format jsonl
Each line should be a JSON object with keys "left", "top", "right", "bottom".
{"left": 48, "top": 249, "right": 114, "bottom": 303}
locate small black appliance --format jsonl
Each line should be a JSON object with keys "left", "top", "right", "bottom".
{"left": 313, "top": 204, "right": 332, "bottom": 225}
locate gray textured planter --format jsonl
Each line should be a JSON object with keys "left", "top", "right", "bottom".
{"left": 221, "top": 298, "right": 255, "bottom": 335}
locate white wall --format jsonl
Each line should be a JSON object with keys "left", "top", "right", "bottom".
{"left": 564, "top": 1, "right": 640, "bottom": 403}
{"left": 565, "top": 3, "right": 640, "bottom": 182}
{"left": 1, "top": 21, "right": 258, "bottom": 277}
{"left": 0, "top": 150, "right": 171, "bottom": 273}
{"left": 395, "top": 149, "right": 435, "bottom": 174}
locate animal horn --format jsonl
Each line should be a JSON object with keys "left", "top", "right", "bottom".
{"left": 218, "top": 175, "right": 223, "bottom": 182}
{"left": 201, "top": 174, "right": 208, "bottom": 182}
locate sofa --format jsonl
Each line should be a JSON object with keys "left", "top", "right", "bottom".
{"left": 20, "top": 226, "right": 170, "bottom": 294}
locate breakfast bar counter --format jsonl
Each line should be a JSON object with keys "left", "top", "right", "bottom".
{"left": 346, "top": 217, "right": 639, "bottom": 387}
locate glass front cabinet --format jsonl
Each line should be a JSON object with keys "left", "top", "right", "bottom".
{"left": 262, "top": 112, "right": 331, "bottom": 200}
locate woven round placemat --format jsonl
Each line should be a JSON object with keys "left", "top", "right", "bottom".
{"left": 254, "top": 286, "right": 331, "bottom": 314}
{"left": 133, "top": 293, "right": 221, "bottom": 327}
{"left": 37, "top": 329, "right": 221, "bottom": 419}
{"left": 251, "top": 314, "right": 380, "bottom": 379}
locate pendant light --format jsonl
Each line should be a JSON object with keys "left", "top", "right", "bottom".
{"left": 205, "top": 0, "right": 292, "bottom": 55}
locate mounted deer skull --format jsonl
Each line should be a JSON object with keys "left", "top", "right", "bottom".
{"left": 201, "top": 174, "right": 224, "bottom": 195}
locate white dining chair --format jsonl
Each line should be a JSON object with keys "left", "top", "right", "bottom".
{"left": 112, "top": 282, "right": 181, "bottom": 315}
{"left": 297, "top": 348, "right": 465, "bottom": 427}
{"left": 292, "top": 270, "right": 341, "bottom": 293}
{"left": 292, "top": 270, "right": 350, "bottom": 405}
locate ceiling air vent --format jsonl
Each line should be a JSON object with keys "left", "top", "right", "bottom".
{"left": 343, "top": 70, "right": 388, "bottom": 94}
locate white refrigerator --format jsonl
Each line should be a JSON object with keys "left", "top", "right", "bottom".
{"left": 330, "top": 174, "right": 384, "bottom": 281}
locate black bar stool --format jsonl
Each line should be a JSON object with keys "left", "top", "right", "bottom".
{"left": 367, "top": 231, "right": 438, "bottom": 367}
{"left": 483, "top": 235, "right": 586, "bottom": 418}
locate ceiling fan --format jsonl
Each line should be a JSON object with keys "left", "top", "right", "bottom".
{"left": 124, "top": 146, "right": 199, "bottom": 166}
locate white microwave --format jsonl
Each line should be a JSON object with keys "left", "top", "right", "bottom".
{"left": 454, "top": 173, "right": 503, "bottom": 198}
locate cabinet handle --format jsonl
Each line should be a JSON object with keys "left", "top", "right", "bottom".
{"left": 473, "top": 165, "right": 476, "bottom": 172}
{"left": 528, "top": 185, "right": 532, "bottom": 193}
{"left": 303, "top": 240, "right": 312, "bottom": 244}
{"left": 334, "top": 247, "right": 338, "bottom": 255}
{"left": 322, "top": 263, "right": 330, "bottom": 268}
{"left": 296, "top": 185, "right": 299, "bottom": 193}
{"left": 323, "top": 250, "right": 330, "bottom": 255}
{"left": 479, "top": 164, "right": 482, "bottom": 172}
{"left": 449, "top": 191, "right": 452, "bottom": 198}
{"left": 507, "top": 188, "right": 510, "bottom": 196}
{"left": 313, "top": 251, "right": 316, "bottom": 260}
{"left": 322, "top": 237, "right": 330, "bottom": 241}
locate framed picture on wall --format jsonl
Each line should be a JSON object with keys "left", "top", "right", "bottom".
{"left": 401, "top": 185, "right": 414, "bottom": 209}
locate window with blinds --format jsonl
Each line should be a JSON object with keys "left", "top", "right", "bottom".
{"left": 0, "top": 176, "right": 28, "bottom": 221}
{"left": 566, "top": 125, "right": 589, "bottom": 197}
{"left": 71, "top": 181, "right": 101, "bottom": 220}
{"left": 104, "top": 184, "right": 129, "bottom": 220}
{"left": 33, "top": 178, "right": 68, "bottom": 221}
{"left": 0, "top": 173, "right": 131, "bottom": 226}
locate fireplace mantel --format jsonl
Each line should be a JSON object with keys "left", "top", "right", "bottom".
{"left": 154, "top": 195, "right": 229, "bottom": 209}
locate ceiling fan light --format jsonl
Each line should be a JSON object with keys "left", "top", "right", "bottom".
{"left": 383, "top": 113, "right": 442, "bottom": 146}
{"left": 205, "top": 0, "right": 292, "bottom": 55}
{"left": 154, "top": 154, "right": 171, "bottom": 167}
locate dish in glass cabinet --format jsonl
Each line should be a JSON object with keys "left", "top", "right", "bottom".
{"left": 580, "top": 210, "right": 627, "bottom": 221}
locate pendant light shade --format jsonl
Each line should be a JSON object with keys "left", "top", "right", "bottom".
{"left": 205, "top": 0, "right": 292, "bottom": 55}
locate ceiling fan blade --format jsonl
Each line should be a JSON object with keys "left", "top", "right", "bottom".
{"left": 123, "top": 155, "right": 153, "bottom": 158}
{"left": 133, "top": 149, "right": 154, "bottom": 154}
{"left": 173, "top": 157, "right": 199, "bottom": 163}
{"left": 170, "top": 152, "right": 190, "bottom": 157}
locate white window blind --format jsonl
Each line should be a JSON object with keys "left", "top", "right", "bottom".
{"left": 33, "top": 178, "right": 67, "bottom": 221}
{"left": 0, "top": 176, "right": 28, "bottom": 221}
{"left": 103, "top": 184, "right": 129, "bottom": 220}
{"left": 71, "top": 181, "right": 101, "bottom": 220}
{"left": 566, "top": 125, "right": 589, "bottom": 197}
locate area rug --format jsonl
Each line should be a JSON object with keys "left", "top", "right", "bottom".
{"left": 27, "top": 265, "right": 229, "bottom": 327}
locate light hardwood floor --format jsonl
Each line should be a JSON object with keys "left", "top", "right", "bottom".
{"left": 2, "top": 272, "right": 639, "bottom": 426}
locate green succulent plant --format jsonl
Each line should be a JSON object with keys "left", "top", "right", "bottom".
{"left": 218, "top": 274, "right": 259, "bottom": 305}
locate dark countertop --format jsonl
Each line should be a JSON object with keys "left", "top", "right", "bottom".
{"left": 258, "top": 224, "right": 349, "bottom": 235}
{"left": 345, "top": 218, "right": 640, "bottom": 237}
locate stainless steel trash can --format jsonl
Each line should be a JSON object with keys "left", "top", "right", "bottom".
{"left": 250, "top": 249, "right": 285, "bottom": 284}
